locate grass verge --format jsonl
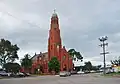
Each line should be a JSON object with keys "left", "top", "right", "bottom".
{"left": 101, "top": 72, "right": 120, "bottom": 77}
{"left": 0, "top": 77, "right": 3, "bottom": 79}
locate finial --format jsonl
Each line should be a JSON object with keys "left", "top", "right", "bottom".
{"left": 52, "top": 9, "right": 57, "bottom": 18}
{"left": 54, "top": 9, "right": 56, "bottom": 13}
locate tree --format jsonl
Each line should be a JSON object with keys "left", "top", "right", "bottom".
{"left": 20, "top": 54, "right": 32, "bottom": 72}
{"left": 92, "top": 65, "right": 102, "bottom": 70}
{"left": 3, "top": 62, "right": 21, "bottom": 73}
{"left": 83, "top": 61, "right": 92, "bottom": 72}
{"left": 0, "top": 39, "right": 19, "bottom": 66}
{"left": 92, "top": 66, "right": 98, "bottom": 71}
{"left": 97, "top": 65, "right": 102, "bottom": 69}
{"left": 48, "top": 56, "right": 60, "bottom": 73}
{"left": 68, "top": 49, "right": 83, "bottom": 61}
{"left": 111, "top": 56, "right": 120, "bottom": 66}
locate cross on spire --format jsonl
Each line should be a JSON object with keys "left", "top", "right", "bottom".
{"left": 54, "top": 9, "right": 56, "bottom": 13}
{"left": 52, "top": 9, "right": 58, "bottom": 18}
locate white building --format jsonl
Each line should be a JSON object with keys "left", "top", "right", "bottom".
{"left": 73, "top": 57, "right": 84, "bottom": 67}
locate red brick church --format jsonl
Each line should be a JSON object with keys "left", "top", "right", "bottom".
{"left": 31, "top": 11, "right": 73, "bottom": 74}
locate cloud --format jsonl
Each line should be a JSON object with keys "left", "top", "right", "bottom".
{"left": 0, "top": 0, "right": 120, "bottom": 65}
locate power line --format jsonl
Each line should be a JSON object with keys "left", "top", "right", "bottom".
{"left": 0, "top": 1, "right": 41, "bottom": 29}
{"left": 1, "top": 11, "right": 41, "bottom": 28}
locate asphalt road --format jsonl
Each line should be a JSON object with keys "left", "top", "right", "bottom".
{"left": 0, "top": 74, "right": 120, "bottom": 84}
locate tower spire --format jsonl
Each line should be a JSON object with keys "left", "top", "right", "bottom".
{"left": 52, "top": 9, "right": 57, "bottom": 18}
{"left": 54, "top": 9, "right": 56, "bottom": 13}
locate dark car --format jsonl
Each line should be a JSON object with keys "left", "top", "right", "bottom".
{"left": 70, "top": 71, "right": 77, "bottom": 75}
{"left": 23, "top": 72, "right": 31, "bottom": 77}
{"left": 16, "top": 72, "right": 25, "bottom": 77}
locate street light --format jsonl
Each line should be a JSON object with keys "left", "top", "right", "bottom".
{"left": 99, "top": 36, "right": 109, "bottom": 75}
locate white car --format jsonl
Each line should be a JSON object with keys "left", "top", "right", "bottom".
{"left": 59, "top": 71, "right": 71, "bottom": 77}
{"left": 90, "top": 70, "right": 96, "bottom": 73}
{"left": 77, "top": 71, "right": 84, "bottom": 74}
{"left": 0, "top": 71, "right": 11, "bottom": 77}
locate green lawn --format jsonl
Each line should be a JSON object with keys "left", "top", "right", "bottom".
{"left": 102, "top": 72, "right": 120, "bottom": 77}
{"left": 0, "top": 77, "right": 3, "bottom": 79}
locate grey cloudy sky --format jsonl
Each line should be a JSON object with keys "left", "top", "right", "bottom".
{"left": 0, "top": 0, "right": 120, "bottom": 65}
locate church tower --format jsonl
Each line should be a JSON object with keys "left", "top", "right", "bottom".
{"left": 48, "top": 11, "right": 73, "bottom": 72}
{"left": 48, "top": 10, "right": 62, "bottom": 61}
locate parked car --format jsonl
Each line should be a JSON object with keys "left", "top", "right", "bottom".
{"left": 70, "top": 71, "right": 77, "bottom": 75}
{"left": 84, "top": 71, "right": 90, "bottom": 74}
{"left": 59, "top": 71, "right": 71, "bottom": 77}
{"left": 66, "top": 72, "right": 71, "bottom": 76}
{"left": 16, "top": 72, "right": 25, "bottom": 77}
{"left": 90, "top": 70, "right": 96, "bottom": 73}
{"left": 77, "top": 71, "right": 84, "bottom": 74}
{"left": 0, "top": 71, "right": 12, "bottom": 77}
{"left": 23, "top": 72, "right": 31, "bottom": 76}
{"left": 59, "top": 71, "right": 67, "bottom": 77}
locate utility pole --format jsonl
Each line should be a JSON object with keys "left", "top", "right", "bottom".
{"left": 99, "top": 36, "right": 109, "bottom": 75}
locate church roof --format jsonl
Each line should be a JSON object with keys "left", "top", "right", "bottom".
{"left": 31, "top": 52, "right": 48, "bottom": 61}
